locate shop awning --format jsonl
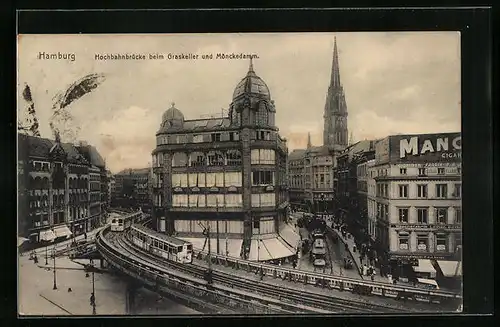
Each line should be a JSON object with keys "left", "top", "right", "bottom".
{"left": 414, "top": 259, "right": 437, "bottom": 276}
{"left": 53, "top": 225, "right": 73, "bottom": 238}
{"left": 179, "top": 237, "right": 243, "bottom": 258}
{"left": 261, "top": 238, "right": 295, "bottom": 261}
{"left": 18, "top": 237, "right": 29, "bottom": 247}
{"left": 437, "top": 260, "right": 462, "bottom": 277}
{"left": 279, "top": 223, "right": 301, "bottom": 249}
{"left": 39, "top": 229, "right": 56, "bottom": 242}
{"left": 248, "top": 239, "right": 273, "bottom": 261}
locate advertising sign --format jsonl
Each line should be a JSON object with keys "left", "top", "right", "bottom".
{"left": 388, "top": 132, "right": 461, "bottom": 163}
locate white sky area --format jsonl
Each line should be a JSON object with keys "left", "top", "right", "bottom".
{"left": 17, "top": 32, "right": 461, "bottom": 173}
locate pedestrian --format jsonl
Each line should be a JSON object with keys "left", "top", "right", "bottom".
{"left": 84, "top": 232, "right": 87, "bottom": 240}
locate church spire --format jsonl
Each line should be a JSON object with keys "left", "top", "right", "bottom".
{"left": 330, "top": 36, "right": 341, "bottom": 89}
{"left": 307, "top": 132, "right": 312, "bottom": 148}
{"left": 323, "top": 36, "right": 349, "bottom": 151}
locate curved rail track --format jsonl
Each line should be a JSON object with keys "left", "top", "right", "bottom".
{"left": 96, "top": 213, "right": 460, "bottom": 313}
{"left": 107, "top": 227, "right": 409, "bottom": 313}
{"left": 100, "top": 229, "right": 322, "bottom": 314}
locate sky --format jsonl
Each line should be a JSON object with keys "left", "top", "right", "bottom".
{"left": 17, "top": 32, "right": 461, "bottom": 173}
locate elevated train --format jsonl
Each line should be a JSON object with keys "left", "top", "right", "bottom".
{"left": 108, "top": 210, "right": 193, "bottom": 264}
{"left": 128, "top": 224, "right": 193, "bottom": 264}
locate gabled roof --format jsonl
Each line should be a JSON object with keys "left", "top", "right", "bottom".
{"left": 77, "top": 145, "right": 106, "bottom": 168}
{"left": 18, "top": 133, "right": 90, "bottom": 165}
{"left": 289, "top": 149, "right": 306, "bottom": 160}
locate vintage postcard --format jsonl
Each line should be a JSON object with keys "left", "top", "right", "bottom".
{"left": 17, "top": 32, "right": 462, "bottom": 316}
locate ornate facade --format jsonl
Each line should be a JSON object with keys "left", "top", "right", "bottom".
{"left": 18, "top": 134, "right": 107, "bottom": 244}
{"left": 151, "top": 60, "right": 295, "bottom": 261}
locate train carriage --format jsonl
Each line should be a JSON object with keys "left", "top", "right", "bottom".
{"left": 129, "top": 224, "right": 193, "bottom": 264}
{"left": 110, "top": 210, "right": 143, "bottom": 232}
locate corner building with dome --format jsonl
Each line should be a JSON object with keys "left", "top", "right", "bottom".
{"left": 151, "top": 61, "right": 298, "bottom": 262}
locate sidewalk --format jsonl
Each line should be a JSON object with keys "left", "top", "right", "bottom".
{"left": 326, "top": 221, "right": 390, "bottom": 284}
{"left": 28, "top": 226, "right": 103, "bottom": 257}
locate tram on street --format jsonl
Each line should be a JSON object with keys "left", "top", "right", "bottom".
{"left": 310, "top": 238, "right": 327, "bottom": 268}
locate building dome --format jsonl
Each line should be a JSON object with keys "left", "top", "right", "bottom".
{"left": 232, "top": 59, "right": 271, "bottom": 100}
{"left": 162, "top": 102, "right": 184, "bottom": 123}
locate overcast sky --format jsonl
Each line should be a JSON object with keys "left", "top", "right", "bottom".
{"left": 17, "top": 32, "right": 461, "bottom": 173}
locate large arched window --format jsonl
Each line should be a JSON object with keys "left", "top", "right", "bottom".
{"left": 172, "top": 152, "right": 188, "bottom": 167}
{"left": 189, "top": 152, "right": 206, "bottom": 167}
{"left": 231, "top": 108, "right": 241, "bottom": 126}
{"left": 226, "top": 150, "right": 242, "bottom": 166}
{"left": 256, "top": 102, "right": 268, "bottom": 126}
{"left": 207, "top": 151, "right": 225, "bottom": 166}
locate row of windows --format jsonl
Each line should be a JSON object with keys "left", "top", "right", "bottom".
{"left": 29, "top": 161, "right": 63, "bottom": 172}
{"left": 169, "top": 150, "right": 242, "bottom": 167}
{"left": 171, "top": 172, "right": 243, "bottom": 188}
{"left": 230, "top": 107, "right": 276, "bottom": 127}
{"left": 371, "top": 166, "right": 462, "bottom": 179}
{"left": 376, "top": 183, "right": 389, "bottom": 197}
{"left": 398, "top": 167, "right": 461, "bottom": 176}
{"left": 251, "top": 193, "right": 276, "bottom": 207}
{"left": 157, "top": 127, "right": 279, "bottom": 147}
{"left": 252, "top": 171, "right": 274, "bottom": 186}
{"left": 397, "top": 183, "right": 461, "bottom": 198}
{"left": 251, "top": 149, "right": 276, "bottom": 165}
{"left": 252, "top": 218, "right": 275, "bottom": 234}
{"left": 397, "top": 207, "right": 462, "bottom": 224}
{"left": 29, "top": 192, "right": 90, "bottom": 208}
{"left": 171, "top": 194, "right": 242, "bottom": 207}
{"left": 398, "top": 232, "right": 461, "bottom": 252}
{"left": 157, "top": 132, "right": 241, "bottom": 146}
{"left": 170, "top": 193, "right": 277, "bottom": 208}
{"left": 174, "top": 219, "right": 244, "bottom": 234}
{"left": 90, "top": 194, "right": 101, "bottom": 203}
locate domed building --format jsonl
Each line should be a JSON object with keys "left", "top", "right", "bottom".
{"left": 151, "top": 60, "right": 297, "bottom": 261}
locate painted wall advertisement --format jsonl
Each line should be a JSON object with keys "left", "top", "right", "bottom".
{"left": 388, "top": 132, "right": 461, "bottom": 163}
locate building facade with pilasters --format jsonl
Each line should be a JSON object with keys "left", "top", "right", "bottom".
{"left": 151, "top": 61, "right": 296, "bottom": 261}
{"left": 373, "top": 133, "right": 462, "bottom": 279}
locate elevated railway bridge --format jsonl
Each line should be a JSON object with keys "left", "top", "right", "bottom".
{"left": 91, "top": 211, "right": 461, "bottom": 314}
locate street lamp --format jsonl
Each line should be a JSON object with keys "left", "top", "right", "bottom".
{"left": 52, "top": 246, "right": 57, "bottom": 290}
{"left": 91, "top": 259, "right": 96, "bottom": 315}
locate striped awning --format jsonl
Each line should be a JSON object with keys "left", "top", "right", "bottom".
{"left": 248, "top": 239, "right": 273, "bottom": 261}
{"left": 18, "top": 237, "right": 29, "bottom": 247}
{"left": 437, "top": 260, "right": 462, "bottom": 277}
{"left": 262, "top": 238, "right": 295, "bottom": 260}
{"left": 279, "top": 223, "right": 301, "bottom": 250}
{"left": 53, "top": 225, "right": 72, "bottom": 238}
{"left": 39, "top": 229, "right": 56, "bottom": 242}
{"left": 414, "top": 259, "right": 437, "bottom": 276}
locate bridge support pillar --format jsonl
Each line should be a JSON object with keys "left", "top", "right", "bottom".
{"left": 125, "top": 281, "right": 140, "bottom": 314}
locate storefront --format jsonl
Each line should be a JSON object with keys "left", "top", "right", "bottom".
{"left": 53, "top": 225, "right": 73, "bottom": 240}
